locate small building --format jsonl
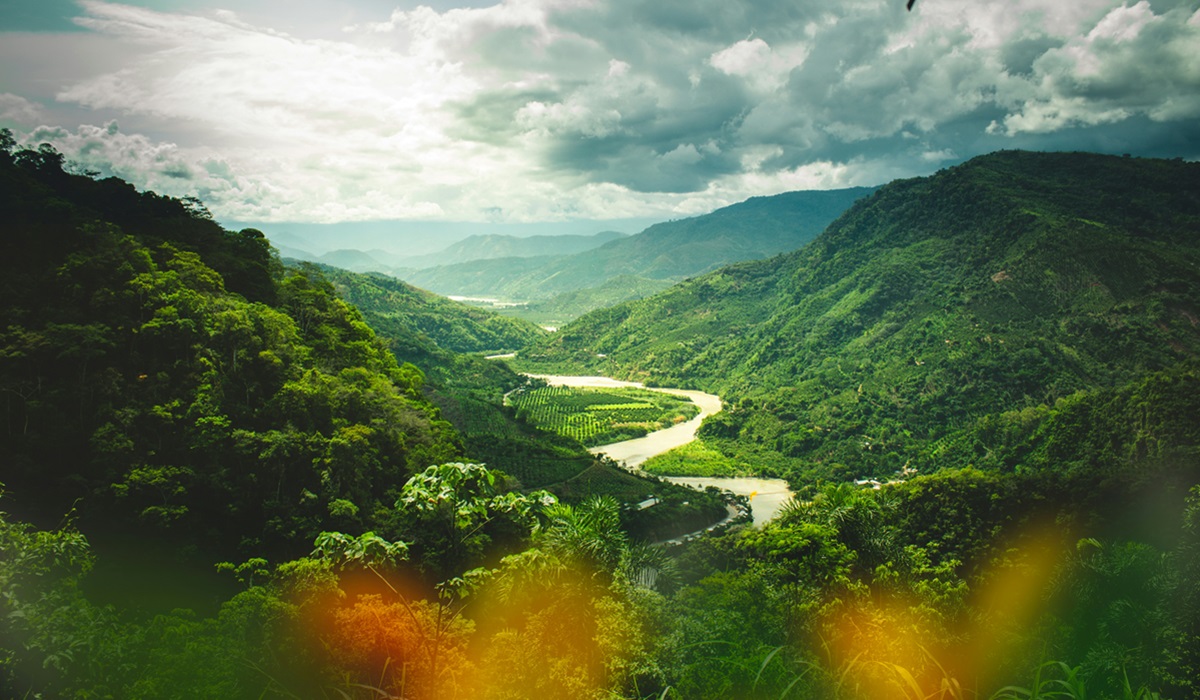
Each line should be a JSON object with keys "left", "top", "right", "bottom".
{"left": 635, "top": 496, "right": 659, "bottom": 511}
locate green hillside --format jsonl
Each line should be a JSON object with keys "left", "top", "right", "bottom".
{"left": 520, "top": 151, "right": 1200, "bottom": 483}
{"left": 318, "top": 265, "right": 546, "bottom": 355}
{"left": 403, "top": 253, "right": 557, "bottom": 297}
{"left": 302, "top": 265, "right": 597, "bottom": 488}
{"left": 402, "top": 187, "right": 876, "bottom": 303}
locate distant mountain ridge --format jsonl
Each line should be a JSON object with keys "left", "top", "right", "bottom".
{"left": 276, "top": 230, "right": 629, "bottom": 275}
{"left": 398, "top": 230, "right": 628, "bottom": 268}
{"left": 401, "top": 186, "right": 877, "bottom": 304}
{"left": 521, "top": 151, "right": 1200, "bottom": 481}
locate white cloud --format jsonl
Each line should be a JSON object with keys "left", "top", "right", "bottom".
{"left": 20, "top": 120, "right": 269, "bottom": 213}
{"left": 0, "top": 93, "right": 43, "bottom": 124}
{"left": 516, "top": 100, "right": 624, "bottom": 138}
{"left": 709, "top": 37, "right": 809, "bottom": 92}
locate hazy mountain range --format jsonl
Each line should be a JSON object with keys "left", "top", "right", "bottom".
{"left": 278, "top": 230, "right": 629, "bottom": 273}
{"left": 276, "top": 186, "right": 876, "bottom": 324}
{"left": 404, "top": 187, "right": 875, "bottom": 296}
{"left": 391, "top": 186, "right": 876, "bottom": 323}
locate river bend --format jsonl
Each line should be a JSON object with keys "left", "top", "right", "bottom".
{"left": 527, "top": 374, "right": 793, "bottom": 525}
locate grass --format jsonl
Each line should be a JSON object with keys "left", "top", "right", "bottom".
{"left": 508, "top": 385, "right": 698, "bottom": 447}
{"left": 641, "top": 439, "right": 755, "bottom": 477}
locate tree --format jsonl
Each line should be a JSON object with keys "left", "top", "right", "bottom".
{"left": 396, "top": 461, "right": 555, "bottom": 580}
{"left": 0, "top": 128, "right": 15, "bottom": 165}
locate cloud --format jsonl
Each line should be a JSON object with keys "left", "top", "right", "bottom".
{"left": 13, "top": 0, "right": 1198, "bottom": 224}
{"left": 19, "top": 120, "right": 271, "bottom": 214}
{"left": 992, "top": 2, "right": 1200, "bottom": 134}
{"left": 709, "top": 37, "right": 809, "bottom": 92}
{"left": 0, "top": 93, "right": 43, "bottom": 123}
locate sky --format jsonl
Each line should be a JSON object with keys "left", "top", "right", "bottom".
{"left": 2, "top": 0, "right": 1199, "bottom": 234}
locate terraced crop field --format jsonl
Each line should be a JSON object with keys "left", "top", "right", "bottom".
{"left": 507, "top": 385, "right": 699, "bottom": 447}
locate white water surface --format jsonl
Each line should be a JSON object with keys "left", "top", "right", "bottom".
{"left": 663, "top": 477, "right": 794, "bottom": 527}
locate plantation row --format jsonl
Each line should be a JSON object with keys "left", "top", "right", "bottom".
{"left": 508, "top": 385, "right": 699, "bottom": 447}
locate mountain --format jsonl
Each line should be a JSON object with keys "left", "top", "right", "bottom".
{"left": 4, "top": 136, "right": 1197, "bottom": 700}
{"left": 519, "top": 151, "right": 1200, "bottom": 482}
{"left": 0, "top": 141, "right": 464, "bottom": 561}
{"left": 402, "top": 187, "right": 877, "bottom": 303}
{"left": 398, "top": 230, "right": 628, "bottom": 268}
{"left": 399, "top": 254, "right": 559, "bottom": 295}
{"left": 273, "top": 231, "right": 629, "bottom": 276}
{"left": 0, "top": 137, "right": 617, "bottom": 561}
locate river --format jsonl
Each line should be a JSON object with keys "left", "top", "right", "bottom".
{"left": 527, "top": 374, "right": 794, "bottom": 525}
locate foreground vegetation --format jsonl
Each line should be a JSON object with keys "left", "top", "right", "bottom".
{"left": 5, "top": 465, "right": 1193, "bottom": 699}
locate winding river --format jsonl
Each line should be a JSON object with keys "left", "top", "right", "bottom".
{"left": 528, "top": 374, "right": 794, "bottom": 526}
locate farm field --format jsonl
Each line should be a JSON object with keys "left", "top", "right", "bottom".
{"left": 507, "top": 384, "right": 699, "bottom": 447}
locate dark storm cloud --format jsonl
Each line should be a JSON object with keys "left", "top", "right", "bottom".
{"left": 445, "top": 0, "right": 1200, "bottom": 194}
{"left": 999, "top": 35, "right": 1065, "bottom": 77}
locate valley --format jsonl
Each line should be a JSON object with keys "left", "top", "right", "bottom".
{"left": 4, "top": 0, "right": 1198, "bottom": 695}
{"left": 2, "top": 141, "right": 1197, "bottom": 700}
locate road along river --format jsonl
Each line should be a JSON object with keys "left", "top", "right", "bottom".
{"left": 526, "top": 374, "right": 793, "bottom": 525}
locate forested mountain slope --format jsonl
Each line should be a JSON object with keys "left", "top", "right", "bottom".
{"left": 514, "top": 274, "right": 675, "bottom": 325}
{"left": 0, "top": 138, "right": 468, "bottom": 562}
{"left": 523, "top": 151, "right": 1200, "bottom": 481}
{"left": 403, "top": 186, "right": 876, "bottom": 301}
{"left": 318, "top": 265, "right": 546, "bottom": 355}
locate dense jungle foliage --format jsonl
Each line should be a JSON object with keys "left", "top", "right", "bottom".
{"left": 2, "top": 135, "right": 1197, "bottom": 699}
{"left": 0, "top": 134, "right": 465, "bottom": 566}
